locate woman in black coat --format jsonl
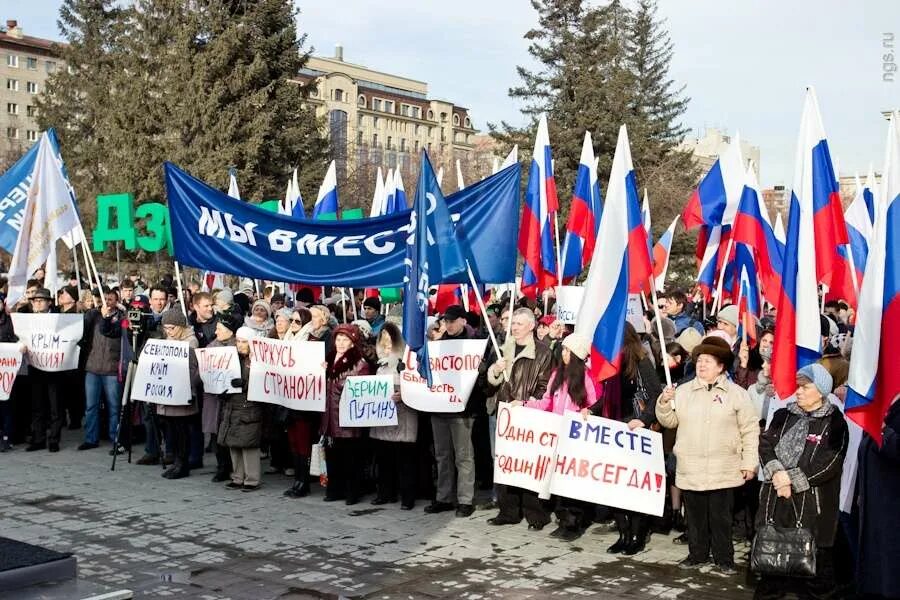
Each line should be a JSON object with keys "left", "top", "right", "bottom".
{"left": 855, "top": 398, "right": 900, "bottom": 599}
{"left": 755, "top": 364, "right": 848, "bottom": 600}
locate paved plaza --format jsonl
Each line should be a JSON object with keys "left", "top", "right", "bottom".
{"left": 2, "top": 431, "right": 756, "bottom": 599}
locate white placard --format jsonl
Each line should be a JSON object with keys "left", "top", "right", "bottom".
{"left": 339, "top": 375, "right": 398, "bottom": 427}
{"left": 555, "top": 285, "right": 585, "bottom": 324}
{"left": 492, "top": 404, "right": 666, "bottom": 516}
{"left": 626, "top": 293, "right": 645, "bottom": 333}
{"left": 0, "top": 343, "right": 23, "bottom": 400}
{"left": 399, "top": 338, "right": 488, "bottom": 413}
{"left": 11, "top": 313, "right": 83, "bottom": 372}
{"left": 247, "top": 338, "right": 326, "bottom": 411}
{"left": 131, "top": 339, "right": 192, "bottom": 405}
{"left": 196, "top": 346, "right": 241, "bottom": 394}
{"left": 493, "top": 403, "right": 559, "bottom": 498}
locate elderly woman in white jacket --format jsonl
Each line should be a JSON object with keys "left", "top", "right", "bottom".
{"left": 656, "top": 336, "right": 760, "bottom": 577}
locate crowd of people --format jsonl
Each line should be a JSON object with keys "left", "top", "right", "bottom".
{"left": 1, "top": 270, "right": 897, "bottom": 600}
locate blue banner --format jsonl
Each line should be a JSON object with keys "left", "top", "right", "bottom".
{"left": 165, "top": 160, "right": 520, "bottom": 287}
{"left": 0, "top": 130, "right": 69, "bottom": 254}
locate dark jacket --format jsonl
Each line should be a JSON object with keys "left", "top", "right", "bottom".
{"left": 485, "top": 334, "right": 553, "bottom": 407}
{"left": 758, "top": 405, "right": 848, "bottom": 547}
{"left": 319, "top": 346, "right": 371, "bottom": 438}
{"left": 0, "top": 311, "right": 17, "bottom": 343}
{"left": 856, "top": 400, "right": 900, "bottom": 596}
{"left": 217, "top": 358, "right": 262, "bottom": 448}
{"left": 84, "top": 308, "right": 124, "bottom": 376}
{"left": 616, "top": 356, "right": 662, "bottom": 426}
{"left": 191, "top": 313, "right": 219, "bottom": 349}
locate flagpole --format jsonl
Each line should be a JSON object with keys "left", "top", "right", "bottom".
{"left": 71, "top": 242, "right": 82, "bottom": 298}
{"left": 648, "top": 282, "right": 672, "bottom": 387}
{"left": 174, "top": 260, "right": 188, "bottom": 319}
{"left": 711, "top": 237, "right": 735, "bottom": 314}
{"left": 340, "top": 288, "right": 348, "bottom": 323}
{"left": 460, "top": 284, "right": 470, "bottom": 312}
{"left": 553, "top": 212, "right": 563, "bottom": 286}
{"left": 78, "top": 229, "right": 104, "bottom": 296}
{"left": 845, "top": 244, "right": 861, "bottom": 299}
{"left": 507, "top": 277, "right": 519, "bottom": 343}
{"left": 466, "top": 262, "right": 506, "bottom": 382}
{"left": 348, "top": 288, "right": 359, "bottom": 321}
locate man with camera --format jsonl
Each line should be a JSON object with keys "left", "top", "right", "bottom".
{"left": 78, "top": 288, "right": 126, "bottom": 454}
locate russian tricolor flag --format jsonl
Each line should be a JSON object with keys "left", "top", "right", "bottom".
{"left": 312, "top": 160, "right": 339, "bottom": 219}
{"left": 279, "top": 168, "right": 305, "bottom": 219}
{"left": 682, "top": 132, "right": 746, "bottom": 229}
{"left": 561, "top": 131, "right": 602, "bottom": 282}
{"left": 846, "top": 112, "right": 900, "bottom": 445}
{"left": 733, "top": 163, "right": 785, "bottom": 308}
{"left": 227, "top": 167, "right": 241, "bottom": 200}
{"left": 736, "top": 261, "right": 760, "bottom": 346}
{"left": 519, "top": 114, "right": 559, "bottom": 298}
{"left": 697, "top": 224, "right": 732, "bottom": 303}
{"left": 369, "top": 167, "right": 385, "bottom": 218}
{"left": 652, "top": 216, "right": 679, "bottom": 292}
{"left": 844, "top": 169, "right": 877, "bottom": 285}
{"left": 574, "top": 125, "right": 651, "bottom": 382}
{"left": 772, "top": 88, "right": 836, "bottom": 400}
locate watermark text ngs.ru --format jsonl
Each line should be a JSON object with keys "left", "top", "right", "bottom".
{"left": 885, "top": 32, "right": 896, "bottom": 82}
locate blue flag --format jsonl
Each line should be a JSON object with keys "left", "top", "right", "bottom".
{"left": 403, "top": 152, "right": 468, "bottom": 386}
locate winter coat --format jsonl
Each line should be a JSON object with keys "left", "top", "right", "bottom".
{"left": 0, "top": 311, "right": 18, "bottom": 343}
{"left": 84, "top": 308, "right": 124, "bottom": 376}
{"left": 370, "top": 353, "right": 418, "bottom": 443}
{"left": 156, "top": 331, "right": 201, "bottom": 417}
{"left": 191, "top": 313, "right": 219, "bottom": 349}
{"left": 525, "top": 369, "right": 598, "bottom": 415}
{"left": 486, "top": 334, "right": 553, "bottom": 407}
{"left": 856, "top": 399, "right": 900, "bottom": 596}
{"left": 656, "top": 374, "right": 760, "bottom": 491}
{"left": 614, "top": 357, "right": 662, "bottom": 426}
{"left": 217, "top": 359, "right": 261, "bottom": 448}
{"left": 201, "top": 337, "right": 234, "bottom": 435}
{"left": 319, "top": 347, "right": 371, "bottom": 438}
{"left": 758, "top": 403, "right": 848, "bottom": 548}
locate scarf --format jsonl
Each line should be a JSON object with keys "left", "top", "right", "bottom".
{"left": 774, "top": 398, "right": 834, "bottom": 470}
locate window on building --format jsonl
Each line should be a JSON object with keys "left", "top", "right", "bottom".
{"left": 414, "top": 124, "right": 420, "bottom": 135}
{"left": 26, "top": 81, "right": 37, "bottom": 94}
{"left": 465, "top": 117, "right": 471, "bottom": 128}
{"left": 373, "top": 133, "right": 378, "bottom": 147}
{"left": 427, "top": 109, "right": 434, "bottom": 120}
{"left": 400, "top": 104, "right": 409, "bottom": 117}
{"left": 6, "top": 54, "right": 18, "bottom": 68}
{"left": 6, "top": 127, "right": 18, "bottom": 139}
{"left": 384, "top": 100, "right": 394, "bottom": 114}
{"left": 309, "top": 86, "right": 319, "bottom": 98}
{"left": 372, "top": 98, "right": 382, "bottom": 111}
{"left": 441, "top": 112, "right": 448, "bottom": 122}
{"left": 333, "top": 88, "right": 344, "bottom": 102}
{"left": 357, "top": 113, "right": 363, "bottom": 126}
{"left": 6, "top": 79, "right": 18, "bottom": 91}
{"left": 427, "top": 142, "right": 432, "bottom": 153}
{"left": 387, "top": 136, "right": 392, "bottom": 150}
{"left": 26, "top": 57, "right": 37, "bottom": 70}
{"left": 358, "top": 94, "right": 366, "bottom": 107}
{"left": 453, "top": 114, "right": 460, "bottom": 126}
{"left": 373, "top": 116, "right": 379, "bottom": 127}
{"left": 329, "top": 109, "right": 348, "bottom": 182}
{"left": 414, "top": 140, "right": 419, "bottom": 153}
{"left": 413, "top": 106, "right": 421, "bottom": 119}
{"left": 400, "top": 138, "right": 406, "bottom": 152}
{"left": 26, "top": 130, "right": 37, "bottom": 142}
{"left": 45, "top": 60, "right": 56, "bottom": 73}
{"left": 357, "top": 130, "right": 363, "bottom": 144}
{"left": 7, "top": 103, "right": 18, "bottom": 115}
{"left": 26, "top": 105, "right": 36, "bottom": 117}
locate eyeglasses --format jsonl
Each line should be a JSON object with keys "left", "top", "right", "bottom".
{"left": 290, "top": 318, "right": 303, "bottom": 324}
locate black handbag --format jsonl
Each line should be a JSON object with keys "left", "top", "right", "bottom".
{"left": 750, "top": 495, "right": 817, "bottom": 577}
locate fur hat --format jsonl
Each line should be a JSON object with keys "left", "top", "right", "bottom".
{"left": 161, "top": 308, "right": 188, "bottom": 328}
{"left": 797, "top": 363, "right": 833, "bottom": 396}
{"left": 351, "top": 319, "right": 373, "bottom": 339}
{"left": 691, "top": 335, "right": 734, "bottom": 366}
{"left": 561, "top": 332, "right": 591, "bottom": 361}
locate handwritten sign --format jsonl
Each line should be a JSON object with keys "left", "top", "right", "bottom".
{"left": 555, "top": 285, "right": 585, "bottom": 324}
{"left": 339, "top": 375, "right": 398, "bottom": 427}
{"left": 492, "top": 404, "right": 666, "bottom": 516}
{"left": 0, "top": 343, "right": 22, "bottom": 400}
{"left": 131, "top": 339, "right": 192, "bottom": 405}
{"left": 196, "top": 346, "right": 241, "bottom": 394}
{"left": 11, "top": 313, "right": 83, "bottom": 372}
{"left": 399, "top": 338, "right": 488, "bottom": 413}
{"left": 247, "top": 338, "right": 325, "bottom": 411}
{"left": 493, "top": 403, "right": 559, "bottom": 498}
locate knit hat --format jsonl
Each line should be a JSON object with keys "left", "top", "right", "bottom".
{"left": 238, "top": 278, "right": 254, "bottom": 295}
{"left": 274, "top": 308, "right": 293, "bottom": 322}
{"left": 216, "top": 288, "right": 234, "bottom": 306}
{"left": 715, "top": 304, "right": 739, "bottom": 328}
{"left": 797, "top": 363, "right": 833, "bottom": 396}
{"left": 217, "top": 312, "right": 241, "bottom": 334}
{"left": 161, "top": 308, "right": 188, "bottom": 328}
{"left": 251, "top": 299, "right": 272, "bottom": 318}
{"left": 676, "top": 327, "right": 703, "bottom": 353}
{"left": 538, "top": 315, "right": 556, "bottom": 326}
{"left": 59, "top": 285, "right": 79, "bottom": 302}
{"left": 561, "top": 332, "right": 591, "bottom": 361}
{"left": 235, "top": 326, "right": 257, "bottom": 341}
{"left": 333, "top": 323, "right": 362, "bottom": 346}
{"left": 363, "top": 296, "right": 381, "bottom": 311}
{"left": 441, "top": 305, "right": 467, "bottom": 321}
{"left": 691, "top": 335, "right": 734, "bottom": 366}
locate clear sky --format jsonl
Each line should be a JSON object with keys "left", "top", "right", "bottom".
{"left": 9, "top": 0, "right": 900, "bottom": 187}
